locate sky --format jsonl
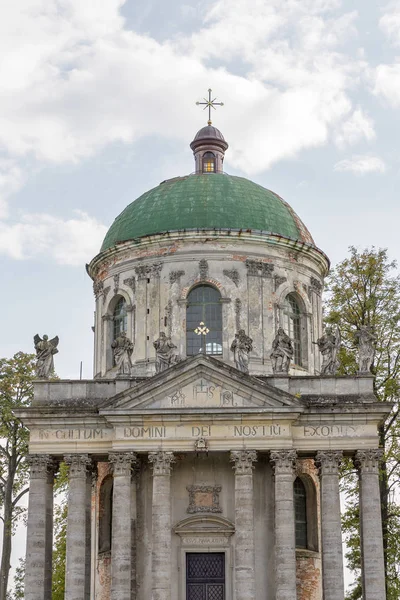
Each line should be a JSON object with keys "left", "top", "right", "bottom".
{"left": 1, "top": 0, "right": 400, "bottom": 379}
{"left": 2, "top": 0, "right": 399, "bottom": 588}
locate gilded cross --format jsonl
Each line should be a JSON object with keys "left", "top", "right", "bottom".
{"left": 194, "top": 321, "right": 210, "bottom": 354}
{"left": 196, "top": 88, "right": 224, "bottom": 125}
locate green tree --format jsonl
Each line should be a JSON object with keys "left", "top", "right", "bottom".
{"left": 0, "top": 353, "right": 35, "bottom": 600}
{"left": 325, "top": 247, "right": 400, "bottom": 599}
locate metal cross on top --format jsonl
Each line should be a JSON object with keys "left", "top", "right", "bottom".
{"left": 196, "top": 88, "right": 224, "bottom": 126}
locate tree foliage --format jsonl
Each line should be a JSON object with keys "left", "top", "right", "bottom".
{"left": 51, "top": 463, "right": 68, "bottom": 600}
{"left": 0, "top": 353, "right": 35, "bottom": 600}
{"left": 325, "top": 247, "right": 400, "bottom": 599}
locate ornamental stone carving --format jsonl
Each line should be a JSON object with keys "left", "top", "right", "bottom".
{"left": 165, "top": 300, "right": 173, "bottom": 337}
{"left": 169, "top": 270, "right": 185, "bottom": 284}
{"left": 27, "top": 454, "right": 57, "bottom": 479}
{"left": 234, "top": 298, "right": 242, "bottom": 330}
{"left": 102, "top": 286, "right": 111, "bottom": 305}
{"left": 93, "top": 279, "right": 104, "bottom": 298}
{"left": 270, "top": 328, "right": 293, "bottom": 374}
{"left": 270, "top": 449, "right": 297, "bottom": 474}
{"left": 123, "top": 276, "right": 136, "bottom": 294}
{"left": 309, "top": 276, "right": 323, "bottom": 296}
{"left": 64, "top": 454, "right": 92, "bottom": 477}
{"left": 246, "top": 259, "right": 274, "bottom": 277}
{"left": 230, "top": 450, "right": 257, "bottom": 474}
{"left": 355, "top": 325, "right": 377, "bottom": 374}
{"left": 109, "top": 452, "right": 138, "bottom": 476}
{"left": 355, "top": 449, "right": 383, "bottom": 473}
{"left": 230, "top": 330, "right": 253, "bottom": 373}
{"left": 186, "top": 485, "right": 222, "bottom": 514}
{"left": 135, "top": 262, "right": 162, "bottom": 280}
{"left": 113, "top": 273, "right": 120, "bottom": 295}
{"left": 148, "top": 451, "right": 175, "bottom": 476}
{"left": 315, "top": 450, "right": 343, "bottom": 475}
{"left": 199, "top": 259, "right": 208, "bottom": 281}
{"left": 274, "top": 275, "right": 287, "bottom": 290}
{"left": 223, "top": 269, "right": 240, "bottom": 286}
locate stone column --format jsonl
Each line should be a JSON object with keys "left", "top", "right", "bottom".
{"left": 355, "top": 449, "right": 386, "bottom": 600}
{"left": 109, "top": 452, "right": 138, "bottom": 600}
{"left": 64, "top": 454, "right": 92, "bottom": 600}
{"left": 270, "top": 450, "right": 297, "bottom": 600}
{"left": 25, "top": 455, "right": 56, "bottom": 600}
{"left": 230, "top": 450, "right": 257, "bottom": 600}
{"left": 316, "top": 451, "right": 344, "bottom": 600}
{"left": 149, "top": 451, "right": 175, "bottom": 600}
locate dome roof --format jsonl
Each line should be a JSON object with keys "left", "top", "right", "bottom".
{"left": 193, "top": 125, "right": 226, "bottom": 142}
{"left": 100, "top": 174, "right": 315, "bottom": 252}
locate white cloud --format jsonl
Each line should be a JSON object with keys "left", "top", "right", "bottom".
{"left": 334, "top": 107, "right": 375, "bottom": 148}
{"left": 380, "top": 1, "right": 400, "bottom": 46}
{"left": 334, "top": 155, "right": 386, "bottom": 174}
{"left": 0, "top": 160, "right": 25, "bottom": 219}
{"left": 0, "top": 0, "right": 365, "bottom": 175}
{"left": 372, "top": 62, "right": 400, "bottom": 107}
{"left": 0, "top": 210, "right": 107, "bottom": 265}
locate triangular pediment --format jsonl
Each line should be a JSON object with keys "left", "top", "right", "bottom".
{"left": 99, "top": 355, "right": 304, "bottom": 414}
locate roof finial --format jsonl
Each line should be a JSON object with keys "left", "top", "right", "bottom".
{"left": 196, "top": 88, "right": 224, "bottom": 126}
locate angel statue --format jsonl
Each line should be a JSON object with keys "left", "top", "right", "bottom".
{"left": 34, "top": 334, "right": 59, "bottom": 379}
{"left": 111, "top": 331, "right": 134, "bottom": 375}
{"left": 315, "top": 326, "right": 341, "bottom": 375}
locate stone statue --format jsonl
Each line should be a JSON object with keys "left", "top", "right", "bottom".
{"left": 355, "top": 325, "right": 377, "bottom": 373}
{"left": 315, "top": 326, "right": 341, "bottom": 375}
{"left": 270, "top": 328, "right": 293, "bottom": 374}
{"left": 111, "top": 331, "right": 133, "bottom": 375}
{"left": 34, "top": 334, "right": 59, "bottom": 379}
{"left": 153, "top": 332, "right": 177, "bottom": 373}
{"left": 230, "top": 329, "right": 253, "bottom": 374}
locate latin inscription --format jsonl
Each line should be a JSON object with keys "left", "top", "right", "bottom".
{"left": 38, "top": 428, "right": 106, "bottom": 441}
{"left": 181, "top": 536, "right": 229, "bottom": 546}
{"left": 303, "top": 425, "right": 356, "bottom": 437}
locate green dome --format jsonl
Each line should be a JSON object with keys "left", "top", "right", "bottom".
{"left": 100, "top": 174, "right": 314, "bottom": 252}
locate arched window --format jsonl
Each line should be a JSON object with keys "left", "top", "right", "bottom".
{"left": 294, "top": 477, "right": 308, "bottom": 549}
{"left": 98, "top": 476, "right": 113, "bottom": 553}
{"left": 113, "top": 297, "right": 127, "bottom": 339}
{"left": 284, "top": 294, "right": 302, "bottom": 365}
{"left": 186, "top": 285, "right": 222, "bottom": 355}
{"left": 202, "top": 152, "right": 215, "bottom": 173}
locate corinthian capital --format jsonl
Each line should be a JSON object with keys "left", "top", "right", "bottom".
{"left": 355, "top": 449, "right": 383, "bottom": 474}
{"left": 315, "top": 450, "right": 343, "bottom": 476}
{"left": 230, "top": 450, "right": 257, "bottom": 474}
{"left": 109, "top": 452, "right": 138, "bottom": 477}
{"left": 270, "top": 450, "right": 297, "bottom": 474}
{"left": 64, "top": 454, "right": 92, "bottom": 478}
{"left": 27, "top": 454, "right": 57, "bottom": 480}
{"left": 148, "top": 451, "right": 175, "bottom": 476}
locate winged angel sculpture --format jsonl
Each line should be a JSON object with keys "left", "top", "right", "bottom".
{"left": 34, "top": 334, "right": 59, "bottom": 378}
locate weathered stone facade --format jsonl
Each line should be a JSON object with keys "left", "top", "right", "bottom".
{"left": 18, "top": 121, "right": 390, "bottom": 600}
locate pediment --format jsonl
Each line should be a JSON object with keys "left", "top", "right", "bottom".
{"left": 100, "top": 355, "right": 304, "bottom": 413}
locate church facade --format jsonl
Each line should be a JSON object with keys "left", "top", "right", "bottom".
{"left": 19, "top": 114, "right": 389, "bottom": 600}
